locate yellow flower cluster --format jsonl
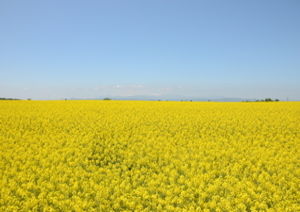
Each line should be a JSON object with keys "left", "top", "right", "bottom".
{"left": 1, "top": 100, "right": 299, "bottom": 211}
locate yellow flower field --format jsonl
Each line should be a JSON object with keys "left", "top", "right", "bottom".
{"left": 0, "top": 100, "right": 299, "bottom": 212}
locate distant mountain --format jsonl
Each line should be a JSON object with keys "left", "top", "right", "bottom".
{"left": 92, "top": 95, "right": 196, "bottom": 101}
{"left": 63, "top": 95, "right": 299, "bottom": 101}
{"left": 75, "top": 95, "right": 258, "bottom": 102}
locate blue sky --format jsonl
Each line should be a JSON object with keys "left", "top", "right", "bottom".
{"left": 1, "top": 0, "right": 299, "bottom": 100}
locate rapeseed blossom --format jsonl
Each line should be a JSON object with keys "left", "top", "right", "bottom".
{"left": 0, "top": 100, "right": 299, "bottom": 211}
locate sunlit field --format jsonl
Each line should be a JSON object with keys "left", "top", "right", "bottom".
{"left": 1, "top": 100, "right": 299, "bottom": 212}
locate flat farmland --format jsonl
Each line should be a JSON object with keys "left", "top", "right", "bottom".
{"left": 1, "top": 101, "right": 299, "bottom": 212}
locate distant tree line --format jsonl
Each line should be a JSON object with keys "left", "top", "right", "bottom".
{"left": 243, "top": 98, "right": 279, "bottom": 102}
{"left": 0, "top": 97, "right": 21, "bottom": 100}
{"left": 263, "top": 98, "right": 279, "bottom": 102}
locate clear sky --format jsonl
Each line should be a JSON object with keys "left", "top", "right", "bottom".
{"left": 1, "top": 0, "right": 299, "bottom": 100}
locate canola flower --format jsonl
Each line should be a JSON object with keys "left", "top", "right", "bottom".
{"left": 0, "top": 100, "right": 299, "bottom": 212}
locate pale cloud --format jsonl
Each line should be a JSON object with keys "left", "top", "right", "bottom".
{"left": 149, "top": 93, "right": 160, "bottom": 96}
{"left": 116, "top": 85, "right": 124, "bottom": 88}
{"left": 131, "top": 84, "right": 143, "bottom": 88}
